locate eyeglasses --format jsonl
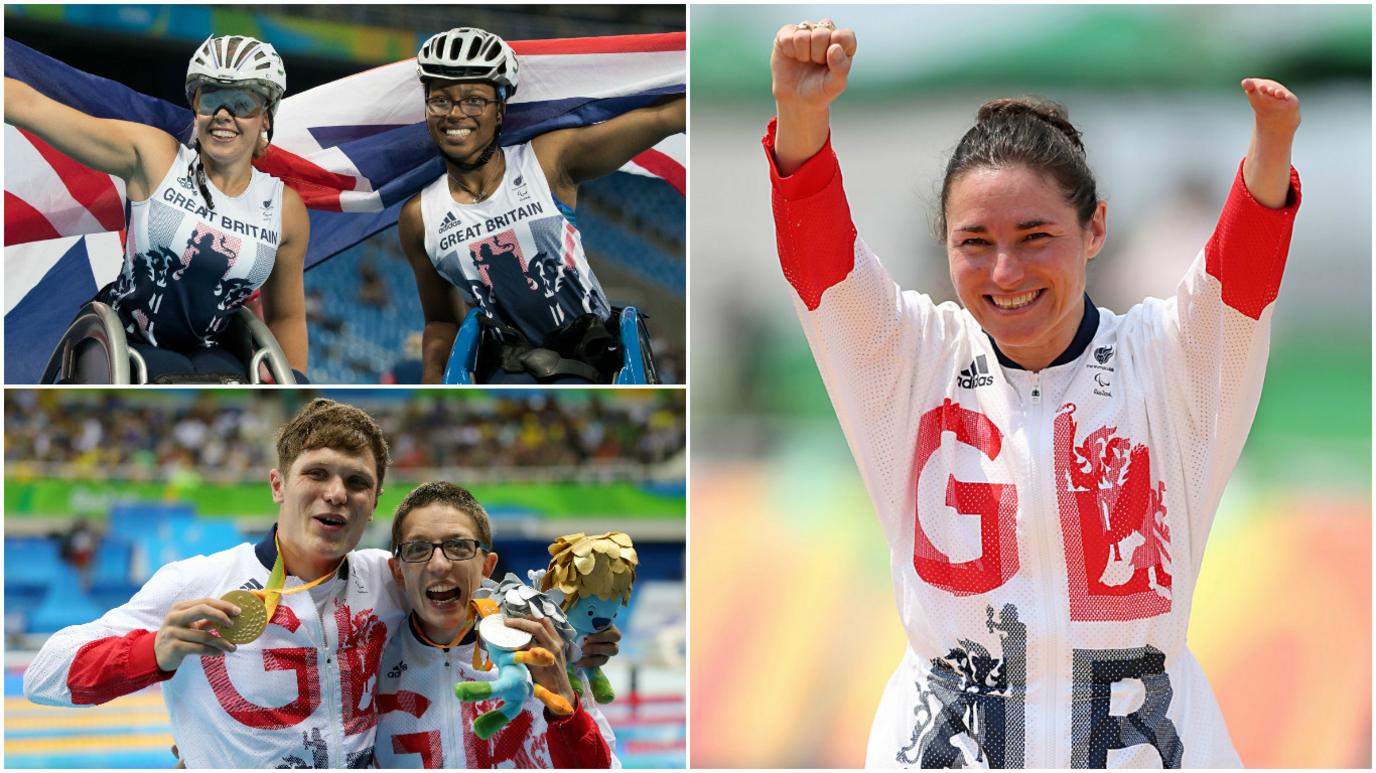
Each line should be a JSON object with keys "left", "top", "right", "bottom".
{"left": 196, "top": 86, "right": 267, "bottom": 119}
{"left": 425, "top": 95, "right": 501, "bottom": 117}
{"left": 394, "top": 538, "right": 488, "bottom": 563}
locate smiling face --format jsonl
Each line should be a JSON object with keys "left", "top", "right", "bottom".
{"left": 424, "top": 80, "right": 502, "bottom": 163}
{"left": 270, "top": 446, "right": 379, "bottom": 580}
{"left": 389, "top": 502, "right": 498, "bottom": 642}
{"left": 193, "top": 87, "right": 270, "bottom": 165}
{"left": 945, "top": 164, "right": 1107, "bottom": 371}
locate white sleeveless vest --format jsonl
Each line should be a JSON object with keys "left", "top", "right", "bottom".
{"left": 420, "top": 142, "right": 610, "bottom": 344}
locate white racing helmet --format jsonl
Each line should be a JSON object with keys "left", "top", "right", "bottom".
{"left": 416, "top": 27, "right": 519, "bottom": 99}
{"left": 185, "top": 35, "right": 287, "bottom": 119}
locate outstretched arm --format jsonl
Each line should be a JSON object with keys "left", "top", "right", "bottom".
{"left": 1239, "top": 78, "right": 1300, "bottom": 209}
{"left": 770, "top": 19, "right": 856, "bottom": 175}
{"left": 399, "top": 195, "right": 465, "bottom": 383}
{"left": 24, "top": 561, "right": 238, "bottom": 707}
{"left": 4, "top": 76, "right": 178, "bottom": 201}
{"left": 533, "top": 95, "right": 684, "bottom": 205}
{"left": 260, "top": 187, "right": 310, "bottom": 375}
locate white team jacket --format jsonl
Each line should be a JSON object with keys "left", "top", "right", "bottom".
{"left": 374, "top": 615, "right": 619, "bottom": 768}
{"left": 765, "top": 119, "right": 1300, "bottom": 768}
{"left": 24, "top": 531, "right": 407, "bottom": 768}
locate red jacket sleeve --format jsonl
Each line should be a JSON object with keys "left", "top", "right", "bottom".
{"left": 546, "top": 699, "right": 612, "bottom": 768}
{"left": 1204, "top": 159, "right": 1301, "bottom": 320}
{"left": 67, "top": 628, "right": 175, "bottom": 704}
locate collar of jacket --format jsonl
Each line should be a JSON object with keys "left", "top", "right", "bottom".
{"left": 408, "top": 610, "right": 480, "bottom": 650}
{"left": 988, "top": 293, "right": 1099, "bottom": 371}
{"left": 254, "top": 523, "right": 352, "bottom": 581}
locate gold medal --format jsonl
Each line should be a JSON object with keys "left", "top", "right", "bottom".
{"left": 215, "top": 590, "right": 268, "bottom": 644}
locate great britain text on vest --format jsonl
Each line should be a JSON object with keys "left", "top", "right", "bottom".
{"left": 161, "top": 188, "right": 280, "bottom": 245}
{"left": 438, "top": 201, "right": 545, "bottom": 252}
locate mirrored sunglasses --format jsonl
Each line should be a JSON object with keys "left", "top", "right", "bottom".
{"left": 197, "top": 86, "right": 267, "bottom": 119}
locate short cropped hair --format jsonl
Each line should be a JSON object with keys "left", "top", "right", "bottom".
{"left": 390, "top": 481, "right": 493, "bottom": 552}
{"left": 276, "top": 398, "right": 391, "bottom": 489}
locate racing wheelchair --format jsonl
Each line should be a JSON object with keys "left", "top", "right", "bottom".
{"left": 443, "top": 306, "right": 659, "bottom": 384}
{"left": 40, "top": 301, "right": 296, "bottom": 384}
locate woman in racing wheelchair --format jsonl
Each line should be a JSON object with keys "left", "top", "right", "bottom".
{"left": 398, "top": 27, "right": 684, "bottom": 383}
{"left": 6, "top": 34, "right": 308, "bottom": 383}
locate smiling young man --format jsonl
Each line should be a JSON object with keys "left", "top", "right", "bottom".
{"left": 24, "top": 398, "right": 408, "bottom": 767}
{"left": 399, "top": 27, "right": 686, "bottom": 383}
{"left": 374, "top": 481, "right": 618, "bottom": 768}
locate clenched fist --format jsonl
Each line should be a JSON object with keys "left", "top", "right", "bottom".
{"left": 770, "top": 19, "right": 857, "bottom": 176}
{"left": 771, "top": 19, "right": 858, "bottom": 111}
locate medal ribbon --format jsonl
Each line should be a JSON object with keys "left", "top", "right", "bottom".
{"left": 470, "top": 598, "right": 500, "bottom": 671}
{"left": 411, "top": 612, "right": 476, "bottom": 651}
{"left": 258, "top": 533, "right": 347, "bottom": 622}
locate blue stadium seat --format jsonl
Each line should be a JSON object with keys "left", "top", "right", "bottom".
{"left": 628, "top": 542, "right": 683, "bottom": 582}
{"left": 29, "top": 583, "right": 106, "bottom": 633}
{"left": 582, "top": 174, "right": 685, "bottom": 247}
{"left": 174, "top": 520, "right": 243, "bottom": 557}
{"left": 4, "top": 537, "right": 63, "bottom": 592}
{"left": 110, "top": 502, "right": 194, "bottom": 535}
{"left": 91, "top": 536, "right": 134, "bottom": 587}
{"left": 578, "top": 209, "right": 684, "bottom": 295}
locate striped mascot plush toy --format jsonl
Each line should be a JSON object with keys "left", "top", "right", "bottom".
{"left": 539, "top": 532, "right": 638, "bottom": 704}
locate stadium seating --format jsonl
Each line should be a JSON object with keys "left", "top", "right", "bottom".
{"left": 581, "top": 174, "right": 684, "bottom": 249}
{"left": 5, "top": 505, "right": 252, "bottom": 633}
{"left": 91, "top": 536, "right": 135, "bottom": 589}
{"left": 29, "top": 583, "right": 106, "bottom": 634}
{"left": 4, "top": 537, "right": 63, "bottom": 593}
{"left": 171, "top": 519, "right": 244, "bottom": 561}
{"left": 110, "top": 502, "right": 195, "bottom": 537}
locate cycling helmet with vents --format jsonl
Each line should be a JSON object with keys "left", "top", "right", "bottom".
{"left": 416, "top": 28, "right": 519, "bottom": 98}
{"left": 185, "top": 35, "right": 287, "bottom": 117}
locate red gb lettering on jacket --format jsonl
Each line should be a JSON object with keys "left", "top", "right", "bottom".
{"left": 462, "top": 702, "right": 547, "bottom": 768}
{"left": 203, "top": 603, "right": 322, "bottom": 729}
{"left": 912, "top": 399, "right": 1019, "bottom": 595}
{"left": 1053, "top": 404, "right": 1172, "bottom": 621}
{"left": 203, "top": 599, "right": 389, "bottom": 732}
{"left": 335, "top": 602, "right": 388, "bottom": 737}
{"left": 391, "top": 730, "right": 442, "bottom": 768}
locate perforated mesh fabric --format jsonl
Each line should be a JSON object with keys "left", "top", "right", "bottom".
{"left": 99, "top": 144, "right": 283, "bottom": 350}
{"left": 765, "top": 121, "right": 1299, "bottom": 768}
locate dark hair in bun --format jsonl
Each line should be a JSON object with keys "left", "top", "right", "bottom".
{"left": 937, "top": 96, "right": 1099, "bottom": 239}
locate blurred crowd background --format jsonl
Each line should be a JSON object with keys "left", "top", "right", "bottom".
{"left": 690, "top": 4, "right": 1370, "bottom": 769}
{"left": 5, "top": 389, "right": 685, "bottom": 481}
{"left": 4, "top": 389, "right": 685, "bottom": 768}
{"left": 3, "top": 4, "right": 686, "bottom": 383}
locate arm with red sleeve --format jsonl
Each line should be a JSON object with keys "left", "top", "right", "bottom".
{"left": 763, "top": 116, "right": 972, "bottom": 529}
{"left": 546, "top": 696, "right": 617, "bottom": 768}
{"left": 1141, "top": 159, "right": 1300, "bottom": 558}
{"left": 23, "top": 559, "right": 187, "bottom": 706}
